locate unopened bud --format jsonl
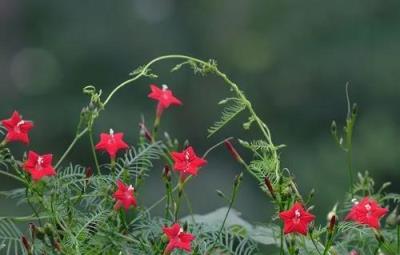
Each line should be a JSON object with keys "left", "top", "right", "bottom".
{"left": 330, "top": 121, "right": 337, "bottom": 134}
{"left": 224, "top": 140, "right": 242, "bottom": 162}
{"left": 29, "top": 223, "right": 36, "bottom": 241}
{"left": 352, "top": 103, "right": 358, "bottom": 116}
{"left": 386, "top": 206, "right": 398, "bottom": 226}
{"left": 163, "top": 165, "right": 171, "bottom": 182}
{"left": 264, "top": 176, "right": 276, "bottom": 200}
{"left": 328, "top": 215, "right": 336, "bottom": 232}
{"left": 88, "top": 101, "right": 96, "bottom": 111}
{"left": 53, "top": 240, "right": 61, "bottom": 252}
{"left": 163, "top": 165, "right": 170, "bottom": 176}
{"left": 234, "top": 173, "right": 243, "bottom": 187}
{"left": 21, "top": 236, "right": 31, "bottom": 252}
{"left": 81, "top": 106, "right": 89, "bottom": 115}
{"left": 85, "top": 167, "right": 93, "bottom": 179}
{"left": 183, "top": 222, "right": 188, "bottom": 232}
{"left": 349, "top": 250, "right": 359, "bottom": 255}
{"left": 216, "top": 189, "right": 226, "bottom": 198}
{"left": 139, "top": 122, "right": 152, "bottom": 142}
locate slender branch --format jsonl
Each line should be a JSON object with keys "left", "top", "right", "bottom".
{"left": 88, "top": 128, "right": 101, "bottom": 175}
{"left": 0, "top": 169, "right": 25, "bottom": 183}
{"left": 55, "top": 128, "right": 88, "bottom": 169}
{"left": 202, "top": 137, "right": 233, "bottom": 158}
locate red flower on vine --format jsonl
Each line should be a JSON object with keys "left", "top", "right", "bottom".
{"left": 279, "top": 202, "right": 315, "bottom": 235}
{"left": 1, "top": 111, "right": 34, "bottom": 145}
{"left": 171, "top": 146, "right": 207, "bottom": 177}
{"left": 23, "top": 151, "right": 56, "bottom": 181}
{"left": 345, "top": 197, "right": 388, "bottom": 229}
{"left": 148, "top": 84, "right": 182, "bottom": 117}
{"left": 113, "top": 180, "right": 137, "bottom": 210}
{"left": 163, "top": 223, "right": 195, "bottom": 254}
{"left": 95, "top": 129, "right": 129, "bottom": 159}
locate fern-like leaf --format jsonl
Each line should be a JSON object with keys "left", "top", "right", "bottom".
{"left": 0, "top": 218, "right": 25, "bottom": 255}
{"left": 208, "top": 98, "right": 246, "bottom": 138}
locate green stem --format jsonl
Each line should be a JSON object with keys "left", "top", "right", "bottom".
{"left": 0, "top": 169, "right": 25, "bottom": 183}
{"left": 88, "top": 128, "right": 101, "bottom": 175}
{"left": 183, "top": 190, "right": 194, "bottom": 222}
{"left": 0, "top": 214, "right": 50, "bottom": 222}
{"left": 207, "top": 173, "right": 242, "bottom": 253}
{"left": 111, "top": 158, "right": 116, "bottom": 178}
{"left": 346, "top": 135, "right": 353, "bottom": 197}
{"left": 152, "top": 116, "right": 160, "bottom": 142}
{"left": 55, "top": 128, "right": 88, "bottom": 169}
{"left": 174, "top": 180, "right": 185, "bottom": 222}
{"left": 310, "top": 234, "right": 322, "bottom": 255}
{"left": 322, "top": 238, "right": 333, "bottom": 255}
{"left": 216, "top": 176, "right": 241, "bottom": 239}
{"left": 202, "top": 137, "right": 234, "bottom": 158}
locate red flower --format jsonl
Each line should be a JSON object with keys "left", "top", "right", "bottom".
{"left": 279, "top": 202, "right": 315, "bottom": 235}
{"left": 113, "top": 180, "right": 137, "bottom": 210}
{"left": 23, "top": 151, "right": 56, "bottom": 181}
{"left": 148, "top": 84, "right": 182, "bottom": 117}
{"left": 163, "top": 223, "right": 195, "bottom": 254}
{"left": 95, "top": 129, "right": 129, "bottom": 159}
{"left": 171, "top": 146, "right": 207, "bottom": 177}
{"left": 1, "top": 111, "right": 34, "bottom": 145}
{"left": 345, "top": 197, "right": 388, "bottom": 229}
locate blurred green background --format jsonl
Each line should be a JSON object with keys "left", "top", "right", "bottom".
{"left": 1, "top": 0, "right": 400, "bottom": 228}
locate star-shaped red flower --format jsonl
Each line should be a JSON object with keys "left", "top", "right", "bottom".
{"left": 23, "top": 151, "right": 56, "bottom": 181}
{"left": 163, "top": 223, "right": 195, "bottom": 254}
{"left": 279, "top": 202, "right": 315, "bottom": 235}
{"left": 95, "top": 129, "right": 129, "bottom": 159}
{"left": 1, "top": 111, "right": 34, "bottom": 145}
{"left": 171, "top": 146, "right": 207, "bottom": 177}
{"left": 345, "top": 197, "right": 388, "bottom": 229}
{"left": 113, "top": 180, "right": 137, "bottom": 211}
{"left": 148, "top": 84, "right": 182, "bottom": 117}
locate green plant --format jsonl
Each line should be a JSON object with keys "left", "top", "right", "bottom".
{"left": 0, "top": 55, "right": 398, "bottom": 255}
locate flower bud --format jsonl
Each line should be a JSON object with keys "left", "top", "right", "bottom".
{"left": 85, "top": 167, "right": 93, "bottom": 179}
{"left": 352, "top": 103, "right": 358, "bottom": 116}
{"left": 234, "top": 173, "right": 243, "bottom": 187}
{"left": 88, "top": 101, "right": 96, "bottom": 111}
{"left": 29, "top": 223, "right": 36, "bottom": 241}
{"left": 163, "top": 165, "right": 171, "bottom": 182}
{"left": 330, "top": 121, "right": 337, "bottom": 135}
{"left": 224, "top": 140, "right": 242, "bottom": 162}
{"left": 264, "top": 176, "right": 276, "bottom": 200}
{"left": 386, "top": 206, "right": 398, "bottom": 226}
{"left": 216, "top": 189, "right": 226, "bottom": 198}
{"left": 139, "top": 122, "right": 152, "bottom": 142}
{"left": 53, "top": 239, "right": 62, "bottom": 252}
{"left": 21, "top": 236, "right": 31, "bottom": 253}
{"left": 163, "top": 165, "right": 170, "bottom": 176}
{"left": 349, "top": 250, "right": 359, "bottom": 255}
{"left": 328, "top": 215, "right": 336, "bottom": 232}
